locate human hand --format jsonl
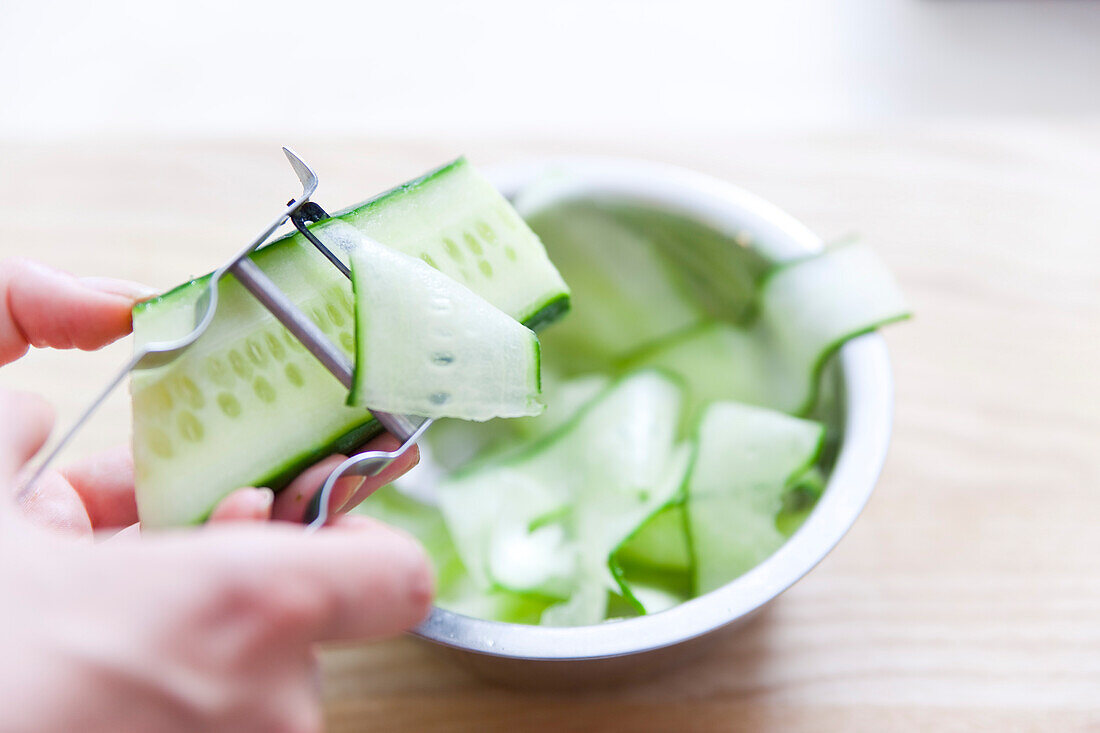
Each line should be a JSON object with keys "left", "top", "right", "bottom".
{"left": 0, "top": 259, "right": 432, "bottom": 733}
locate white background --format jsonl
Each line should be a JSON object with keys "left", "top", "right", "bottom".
{"left": 2, "top": 0, "right": 1098, "bottom": 141}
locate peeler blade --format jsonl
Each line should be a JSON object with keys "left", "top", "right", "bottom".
{"left": 282, "top": 147, "right": 319, "bottom": 196}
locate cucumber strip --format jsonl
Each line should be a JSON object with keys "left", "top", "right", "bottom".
{"left": 511, "top": 371, "right": 610, "bottom": 440}
{"left": 614, "top": 502, "right": 693, "bottom": 573}
{"left": 436, "top": 371, "right": 688, "bottom": 626}
{"left": 776, "top": 467, "right": 827, "bottom": 538}
{"left": 132, "top": 240, "right": 375, "bottom": 528}
{"left": 627, "top": 242, "right": 910, "bottom": 419}
{"left": 614, "top": 562, "right": 692, "bottom": 615}
{"left": 344, "top": 221, "right": 543, "bottom": 420}
{"left": 355, "top": 487, "right": 551, "bottom": 624}
{"left": 133, "top": 158, "right": 569, "bottom": 528}
{"left": 688, "top": 402, "right": 825, "bottom": 595}
{"left": 624, "top": 581, "right": 688, "bottom": 616}
{"left": 525, "top": 203, "right": 704, "bottom": 373}
{"left": 603, "top": 203, "right": 770, "bottom": 324}
{"left": 332, "top": 158, "right": 569, "bottom": 328}
{"left": 415, "top": 372, "right": 609, "bottom": 474}
{"left": 417, "top": 417, "right": 519, "bottom": 473}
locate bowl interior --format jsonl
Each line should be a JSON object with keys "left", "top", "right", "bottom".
{"left": 412, "top": 157, "right": 894, "bottom": 661}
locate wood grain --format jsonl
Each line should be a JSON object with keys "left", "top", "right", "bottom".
{"left": 1, "top": 125, "right": 1098, "bottom": 731}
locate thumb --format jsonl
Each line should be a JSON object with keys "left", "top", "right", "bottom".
{"left": 190, "top": 516, "right": 434, "bottom": 644}
{"left": 0, "top": 389, "right": 54, "bottom": 486}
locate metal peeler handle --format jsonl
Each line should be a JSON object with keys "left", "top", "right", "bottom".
{"left": 19, "top": 148, "right": 318, "bottom": 498}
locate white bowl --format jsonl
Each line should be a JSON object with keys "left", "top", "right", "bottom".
{"left": 411, "top": 157, "right": 895, "bottom": 686}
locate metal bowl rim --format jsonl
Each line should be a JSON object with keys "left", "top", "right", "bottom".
{"left": 412, "top": 155, "right": 893, "bottom": 661}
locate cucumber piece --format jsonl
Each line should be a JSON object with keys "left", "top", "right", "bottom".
{"left": 330, "top": 158, "right": 569, "bottom": 328}
{"left": 511, "top": 371, "right": 610, "bottom": 440}
{"left": 614, "top": 502, "right": 693, "bottom": 573}
{"left": 628, "top": 242, "right": 910, "bottom": 419}
{"left": 759, "top": 242, "right": 908, "bottom": 414}
{"left": 436, "top": 371, "right": 689, "bottom": 626}
{"left": 133, "top": 158, "right": 569, "bottom": 527}
{"left": 417, "top": 417, "right": 518, "bottom": 474}
{"left": 525, "top": 202, "right": 704, "bottom": 373}
{"left": 132, "top": 240, "right": 375, "bottom": 528}
{"left": 345, "top": 221, "right": 543, "bottom": 420}
{"left": 356, "top": 487, "right": 551, "bottom": 624}
{"left": 414, "top": 372, "right": 608, "bottom": 474}
{"left": 775, "top": 467, "right": 827, "bottom": 538}
{"left": 688, "top": 402, "right": 825, "bottom": 594}
{"left": 604, "top": 203, "right": 770, "bottom": 324}
{"left": 614, "top": 562, "right": 692, "bottom": 615}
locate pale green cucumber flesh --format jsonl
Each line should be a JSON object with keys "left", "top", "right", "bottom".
{"left": 132, "top": 158, "right": 568, "bottom": 527}
{"left": 526, "top": 203, "right": 705, "bottom": 374}
{"left": 614, "top": 502, "right": 693, "bottom": 573}
{"left": 356, "top": 487, "right": 553, "bottom": 624}
{"left": 688, "top": 402, "right": 825, "bottom": 595}
{"left": 436, "top": 371, "right": 689, "bottom": 626}
{"left": 132, "top": 241, "right": 374, "bottom": 528}
{"left": 138, "top": 158, "right": 570, "bottom": 328}
{"left": 625, "top": 242, "right": 911, "bottom": 421}
{"left": 345, "top": 224, "right": 542, "bottom": 420}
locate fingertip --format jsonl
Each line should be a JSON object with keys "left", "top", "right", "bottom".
{"left": 301, "top": 519, "right": 435, "bottom": 641}
{"left": 16, "top": 468, "right": 93, "bottom": 538}
{"left": 338, "top": 443, "right": 420, "bottom": 513}
{"left": 4, "top": 259, "right": 137, "bottom": 353}
{"left": 335, "top": 517, "right": 434, "bottom": 625}
{"left": 273, "top": 455, "right": 353, "bottom": 523}
{"left": 78, "top": 276, "right": 158, "bottom": 302}
{"left": 210, "top": 487, "right": 274, "bottom": 522}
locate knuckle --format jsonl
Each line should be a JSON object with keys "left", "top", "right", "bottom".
{"left": 384, "top": 526, "right": 435, "bottom": 613}
{"left": 213, "top": 566, "right": 329, "bottom": 643}
{"left": 261, "top": 582, "right": 330, "bottom": 638}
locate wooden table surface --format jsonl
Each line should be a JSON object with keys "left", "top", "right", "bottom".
{"left": 2, "top": 126, "right": 1098, "bottom": 731}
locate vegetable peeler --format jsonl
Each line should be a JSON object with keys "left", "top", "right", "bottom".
{"left": 20, "top": 148, "right": 432, "bottom": 531}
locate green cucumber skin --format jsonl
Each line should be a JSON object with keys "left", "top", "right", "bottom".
{"left": 133, "top": 158, "right": 464, "bottom": 318}
{"left": 136, "top": 155, "right": 567, "bottom": 526}
{"left": 244, "top": 419, "right": 383, "bottom": 508}
{"left": 135, "top": 156, "right": 571, "bottom": 328}
{"left": 521, "top": 294, "right": 570, "bottom": 334}
{"left": 183, "top": 417, "right": 385, "bottom": 525}
{"left": 618, "top": 245, "right": 912, "bottom": 419}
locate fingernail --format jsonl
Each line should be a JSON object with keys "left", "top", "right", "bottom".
{"left": 79, "top": 276, "right": 158, "bottom": 301}
{"left": 255, "top": 487, "right": 275, "bottom": 514}
{"left": 335, "top": 476, "right": 366, "bottom": 513}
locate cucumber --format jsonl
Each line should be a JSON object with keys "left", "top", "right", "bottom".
{"left": 627, "top": 242, "right": 910, "bottom": 419}
{"left": 688, "top": 402, "right": 825, "bottom": 594}
{"left": 436, "top": 371, "right": 690, "bottom": 626}
{"left": 511, "top": 372, "right": 610, "bottom": 440}
{"left": 776, "top": 467, "right": 827, "bottom": 538}
{"left": 613, "top": 562, "right": 692, "bottom": 615}
{"left": 601, "top": 203, "right": 770, "bottom": 324}
{"left": 345, "top": 221, "right": 543, "bottom": 420}
{"left": 132, "top": 158, "right": 569, "bottom": 528}
{"left": 614, "top": 502, "right": 692, "bottom": 573}
{"left": 414, "top": 372, "right": 609, "bottom": 474}
{"left": 356, "top": 486, "right": 551, "bottom": 624}
{"left": 525, "top": 202, "right": 704, "bottom": 373}
{"left": 132, "top": 241, "right": 374, "bottom": 528}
